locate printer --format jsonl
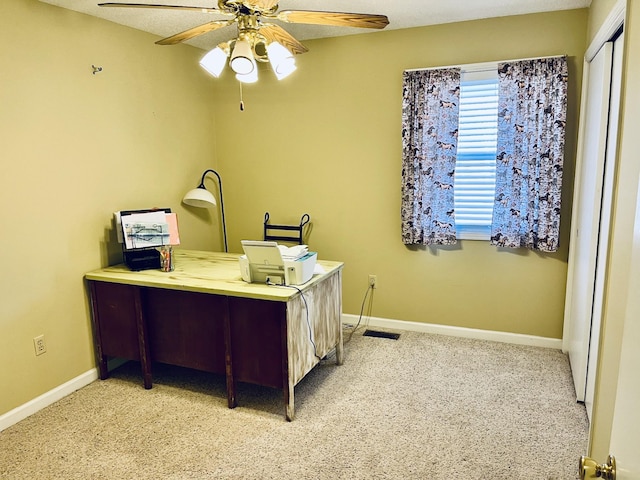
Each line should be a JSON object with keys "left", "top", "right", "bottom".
{"left": 239, "top": 240, "right": 317, "bottom": 286}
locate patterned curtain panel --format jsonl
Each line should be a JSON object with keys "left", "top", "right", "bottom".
{"left": 401, "top": 68, "right": 461, "bottom": 245}
{"left": 490, "top": 57, "right": 568, "bottom": 252}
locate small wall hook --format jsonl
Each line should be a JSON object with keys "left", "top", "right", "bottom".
{"left": 92, "top": 65, "right": 103, "bottom": 75}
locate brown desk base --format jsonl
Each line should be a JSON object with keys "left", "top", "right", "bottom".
{"left": 88, "top": 269, "right": 343, "bottom": 420}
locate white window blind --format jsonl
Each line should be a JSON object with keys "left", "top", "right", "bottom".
{"left": 454, "top": 69, "right": 499, "bottom": 240}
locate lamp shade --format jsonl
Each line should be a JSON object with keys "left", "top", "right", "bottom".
{"left": 230, "top": 39, "right": 255, "bottom": 75}
{"left": 200, "top": 47, "right": 227, "bottom": 78}
{"left": 183, "top": 169, "right": 228, "bottom": 252}
{"left": 267, "top": 42, "right": 296, "bottom": 80}
{"left": 182, "top": 186, "right": 217, "bottom": 208}
{"left": 236, "top": 68, "right": 258, "bottom": 84}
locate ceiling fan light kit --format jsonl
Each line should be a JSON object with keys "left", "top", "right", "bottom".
{"left": 99, "top": 0, "right": 389, "bottom": 83}
{"left": 200, "top": 37, "right": 294, "bottom": 82}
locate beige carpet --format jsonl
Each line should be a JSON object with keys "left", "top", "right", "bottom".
{"left": 0, "top": 329, "right": 588, "bottom": 479}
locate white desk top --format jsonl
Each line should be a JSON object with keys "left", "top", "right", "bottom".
{"left": 85, "top": 249, "right": 344, "bottom": 301}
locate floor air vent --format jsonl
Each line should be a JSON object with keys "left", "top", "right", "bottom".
{"left": 363, "top": 329, "right": 400, "bottom": 340}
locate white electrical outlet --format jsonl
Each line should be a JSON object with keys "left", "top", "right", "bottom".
{"left": 34, "top": 335, "right": 46, "bottom": 356}
{"left": 368, "top": 274, "right": 377, "bottom": 289}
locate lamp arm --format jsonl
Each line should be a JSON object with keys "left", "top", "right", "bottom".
{"left": 200, "top": 168, "right": 228, "bottom": 253}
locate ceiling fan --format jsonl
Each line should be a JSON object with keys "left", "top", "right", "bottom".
{"left": 99, "top": 0, "right": 389, "bottom": 82}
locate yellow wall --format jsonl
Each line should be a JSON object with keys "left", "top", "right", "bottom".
{"left": 0, "top": 1, "right": 589, "bottom": 419}
{"left": 0, "top": 0, "right": 218, "bottom": 415}
{"left": 587, "top": 0, "right": 640, "bottom": 460}
{"left": 211, "top": 9, "right": 588, "bottom": 339}
{"left": 588, "top": 0, "right": 622, "bottom": 41}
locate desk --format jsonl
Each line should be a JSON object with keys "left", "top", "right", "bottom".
{"left": 85, "top": 249, "right": 344, "bottom": 420}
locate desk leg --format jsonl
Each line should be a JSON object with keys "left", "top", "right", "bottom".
{"left": 285, "top": 388, "right": 294, "bottom": 422}
{"left": 133, "top": 286, "right": 152, "bottom": 389}
{"left": 336, "top": 273, "right": 344, "bottom": 366}
{"left": 88, "top": 281, "right": 109, "bottom": 380}
{"left": 223, "top": 297, "right": 237, "bottom": 409}
{"left": 336, "top": 325, "right": 345, "bottom": 366}
{"left": 281, "top": 319, "right": 294, "bottom": 421}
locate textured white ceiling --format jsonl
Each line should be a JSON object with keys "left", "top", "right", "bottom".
{"left": 38, "top": 0, "right": 591, "bottom": 50}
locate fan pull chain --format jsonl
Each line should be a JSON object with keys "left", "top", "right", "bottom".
{"left": 239, "top": 81, "right": 245, "bottom": 111}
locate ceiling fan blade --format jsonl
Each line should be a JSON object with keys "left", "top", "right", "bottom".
{"left": 156, "top": 19, "right": 233, "bottom": 45}
{"left": 243, "top": 0, "right": 279, "bottom": 11}
{"left": 259, "top": 24, "right": 308, "bottom": 55}
{"left": 98, "top": 3, "right": 223, "bottom": 14}
{"left": 276, "top": 10, "right": 389, "bottom": 30}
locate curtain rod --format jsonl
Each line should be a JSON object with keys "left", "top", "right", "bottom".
{"left": 403, "top": 54, "right": 566, "bottom": 74}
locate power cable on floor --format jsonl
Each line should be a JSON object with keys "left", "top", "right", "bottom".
{"left": 345, "top": 283, "right": 375, "bottom": 344}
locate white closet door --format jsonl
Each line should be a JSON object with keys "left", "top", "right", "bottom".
{"left": 583, "top": 34, "right": 623, "bottom": 419}
{"left": 563, "top": 42, "right": 613, "bottom": 409}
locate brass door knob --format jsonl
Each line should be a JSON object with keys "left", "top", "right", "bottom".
{"left": 579, "top": 455, "right": 616, "bottom": 480}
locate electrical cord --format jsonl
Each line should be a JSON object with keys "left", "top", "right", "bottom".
{"left": 266, "top": 281, "right": 320, "bottom": 360}
{"left": 345, "top": 283, "right": 375, "bottom": 344}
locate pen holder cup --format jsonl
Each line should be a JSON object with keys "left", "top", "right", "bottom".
{"left": 159, "top": 246, "right": 174, "bottom": 272}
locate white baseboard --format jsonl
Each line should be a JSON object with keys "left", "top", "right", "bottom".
{"left": 0, "top": 358, "right": 127, "bottom": 433}
{"left": 342, "top": 314, "right": 562, "bottom": 350}
{"left": 0, "top": 369, "right": 98, "bottom": 433}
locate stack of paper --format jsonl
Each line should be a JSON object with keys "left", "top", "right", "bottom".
{"left": 277, "top": 244, "right": 309, "bottom": 261}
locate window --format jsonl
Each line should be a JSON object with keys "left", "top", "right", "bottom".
{"left": 454, "top": 69, "right": 499, "bottom": 240}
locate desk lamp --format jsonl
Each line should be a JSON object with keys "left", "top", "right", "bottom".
{"left": 182, "top": 169, "right": 228, "bottom": 252}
